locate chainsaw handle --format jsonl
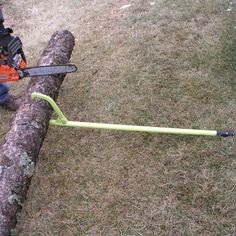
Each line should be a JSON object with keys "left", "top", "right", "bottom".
{"left": 0, "top": 9, "right": 3, "bottom": 23}
{"left": 0, "top": 9, "right": 13, "bottom": 37}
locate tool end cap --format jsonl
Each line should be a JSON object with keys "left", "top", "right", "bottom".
{"left": 217, "top": 130, "right": 235, "bottom": 137}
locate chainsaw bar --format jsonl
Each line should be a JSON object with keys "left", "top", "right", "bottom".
{"left": 18, "top": 64, "right": 77, "bottom": 78}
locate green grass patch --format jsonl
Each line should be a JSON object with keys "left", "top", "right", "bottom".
{"left": 0, "top": 0, "right": 234, "bottom": 235}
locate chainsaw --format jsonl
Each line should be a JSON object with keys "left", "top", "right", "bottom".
{"left": 0, "top": 9, "right": 77, "bottom": 82}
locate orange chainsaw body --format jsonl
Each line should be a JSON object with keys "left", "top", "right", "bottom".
{"left": 0, "top": 59, "right": 26, "bottom": 82}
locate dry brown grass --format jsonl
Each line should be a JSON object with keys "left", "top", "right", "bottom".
{"left": 0, "top": 0, "right": 235, "bottom": 235}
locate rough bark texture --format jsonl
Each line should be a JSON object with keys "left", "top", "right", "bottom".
{"left": 0, "top": 30, "right": 75, "bottom": 236}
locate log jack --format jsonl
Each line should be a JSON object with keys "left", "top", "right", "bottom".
{"left": 31, "top": 92, "right": 234, "bottom": 137}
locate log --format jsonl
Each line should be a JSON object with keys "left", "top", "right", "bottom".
{"left": 0, "top": 30, "right": 75, "bottom": 235}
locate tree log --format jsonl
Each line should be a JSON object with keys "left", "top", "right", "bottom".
{"left": 0, "top": 30, "right": 75, "bottom": 235}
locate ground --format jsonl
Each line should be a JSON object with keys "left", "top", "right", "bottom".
{"left": 0, "top": 0, "right": 236, "bottom": 235}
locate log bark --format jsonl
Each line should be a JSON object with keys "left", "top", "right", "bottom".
{"left": 0, "top": 30, "right": 75, "bottom": 235}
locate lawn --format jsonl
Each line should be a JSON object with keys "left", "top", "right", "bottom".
{"left": 0, "top": 0, "right": 235, "bottom": 235}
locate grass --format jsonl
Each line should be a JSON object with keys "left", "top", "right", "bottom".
{"left": 0, "top": 0, "right": 235, "bottom": 235}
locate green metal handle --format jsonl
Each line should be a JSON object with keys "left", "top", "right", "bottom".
{"left": 50, "top": 120, "right": 219, "bottom": 136}
{"left": 31, "top": 92, "right": 234, "bottom": 137}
